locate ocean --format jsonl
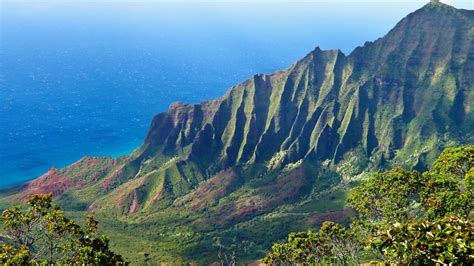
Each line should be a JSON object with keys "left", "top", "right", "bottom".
{"left": 1, "top": 0, "right": 453, "bottom": 188}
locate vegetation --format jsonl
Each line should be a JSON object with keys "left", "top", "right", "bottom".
{"left": 264, "top": 146, "right": 474, "bottom": 264}
{"left": 347, "top": 168, "right": 423, "bottom": 222}
{"left": 0, "top": 193, "right": 125, "bottom": 265}
{"left": 0, "top": 2, "right": 472, "bottom": 263}
{"left": 369, "top": 215, "right": 472, "bottom": 264}
{"left": 262, "top": 221, "right": 361, "bottom": 264}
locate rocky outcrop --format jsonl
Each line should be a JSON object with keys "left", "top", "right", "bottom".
{"left": 136, "top": 1, "right": 473, "bottom": 176}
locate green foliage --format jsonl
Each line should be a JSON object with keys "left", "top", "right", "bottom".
{"left": 347, "top": 168, "right": 424, "bottom": 222}
{"left": 318, "top": 221, "right": 362, "bottom": 264}
{"left": 0, "top": 3, "right": 472, "bottom": 263}
{"left": 0, "top": 193, "right": 126, "bottom": 265}
{"left": 369, "top": 215, "right": 473, "bottom": 264}
{"left": 262, "top": 221, "right": 361, "bottom": 265}
{"left": 0, "top": 245, "right": 30, "bottom": 265}
{"left": 348, "top": 146, "right": 473, "bottom": 223}
{"left": 348, "top": 146, "right": 474, "bottom": 264}
{"left": 262, "top": 230, "right": 330, "bottom": 264}
{"left": 420, "top": 146, "right": 473, "bottom": 218}
{"left": 265, "top": 146, "right": 474, "bottom": 265}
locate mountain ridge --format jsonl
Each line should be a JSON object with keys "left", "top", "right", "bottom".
{"left": 1, "top": 2, "right": 473, "bottom": 262}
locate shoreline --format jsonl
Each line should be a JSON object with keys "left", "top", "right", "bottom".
{"left": 0, "top": 141, "right": 141, "bottom": 192}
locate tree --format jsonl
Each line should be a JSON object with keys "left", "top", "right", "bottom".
{"left": 420, "top": 146, "right": 473, "bottom": 219}
{"left": 264, "top": 145, "right": 474, "bottom": 265}
{"left": 346, "top": 146, "right": 474, "bottom": 264}
{"left": 369, "top": 215, "right": 473, "bottom": 264}
{"left": 0, "top": 193, "right": 126, "bottom": 265}
{"left": 347, "top": 146, "right": 473, "bottom": 223}
{"left": 0, "top": 245, "right": 30, "bottom": 265}
{"left": 262, "top": 221, "right": 361, "bottom": 265}
{"left": 347, "top": 167, "right": 424, "bottom": 222}
{"left": 262, "top": 230, "right": 329, "bottom": 265}
{"left": 318, "top": 221, "right": 361, "bottom": 264}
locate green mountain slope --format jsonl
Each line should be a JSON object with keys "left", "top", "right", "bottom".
{"left": 2, "top": 1, "right": 473, "bottom": 263}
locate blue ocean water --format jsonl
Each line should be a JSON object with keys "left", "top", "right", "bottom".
{"left": 2, "top": 1, "right": 469, "bottom": 189}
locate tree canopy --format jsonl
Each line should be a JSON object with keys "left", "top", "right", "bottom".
{"left": 0, "top": 193, "right": 126, "bottom": 265}
{"left": 262, "top": 221, "right": 360, "bottom": 265}
{"left": 263, "top": 146, "right": 474, "bottom": 264}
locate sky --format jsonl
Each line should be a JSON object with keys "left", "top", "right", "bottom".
{"left": 2, "top": 0, "right": 472, "bottom": 6}
{"left": 0, "top": 0, "right": 472, "bottom": 187}
{"left": 3, "top": 0, "right": 472, "bottom": 56}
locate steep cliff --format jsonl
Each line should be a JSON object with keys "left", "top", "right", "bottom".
{"left": 2, "top": 2, "right": 473, "bottom": 262}
{"left": 75, "top": 1, "right": 473, "bottom": 216}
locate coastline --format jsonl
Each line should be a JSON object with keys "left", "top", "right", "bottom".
{"left": 0, "top": 140, "right": 141, "bottom": 191}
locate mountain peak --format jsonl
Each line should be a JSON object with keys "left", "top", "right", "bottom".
{"left": 427, "top": 0, "right": 448, "bottom": 6}
{"left": 3, "top": 2, "right": 472, "bottom": 262}
{"left": 310, "top": 46, "right": 343, "bottom": 55}
{"left": 423, "top": 0, "right": 457, "bottom": 11}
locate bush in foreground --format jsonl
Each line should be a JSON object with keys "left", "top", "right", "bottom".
{"left": 0, "top": 193, "right": 126, "bottom": 265}
{"left": 262, "top": 221, "right": 361, "bottom": 264}
{"left": 264, "top": 146, "right": 474, "bottom": 264}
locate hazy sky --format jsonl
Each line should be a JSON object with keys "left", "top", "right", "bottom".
{"left": 3, "top": 0, "right": 472, "bottom": 6}
{"left": 2, "top": 0, "right": 473, "bottom": 66}
{"left": 3, "top": 0, "right": 473, "bottom": 13}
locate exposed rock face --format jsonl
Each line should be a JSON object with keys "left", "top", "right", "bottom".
{"left": 5, "top": 0, "right": 473, "bottom": 240}
{"left": 139, "top": 2, "right": 473, "bottom": 175}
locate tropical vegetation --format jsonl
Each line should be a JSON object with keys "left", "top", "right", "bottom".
{"left": 264, "top": 146, "right": 474, "bottom": 264}
{"left": 0, "top": 194, "right": 125, "bottom": 265}
{"left": 0, "top": 1, "right": 472, "bottom": 263}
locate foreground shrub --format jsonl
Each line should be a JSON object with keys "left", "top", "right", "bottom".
{"left": 0, "top": 193, "right": 126, "bottom": 265}
{"left": 262, "top": 221, "right": 361, "bottom": 265}
{"left": 370, "top": 215, "right": 473, "bottom": 264}
{"left": 264, "top": 146, "right": 474, "bottom": 264}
